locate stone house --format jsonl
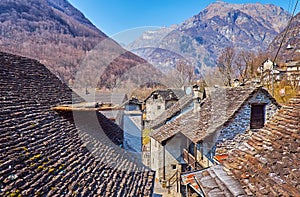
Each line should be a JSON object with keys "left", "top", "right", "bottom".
{"left": 142, "top": 89, "right": 185, "bottom": 167}
{"left": 149, "top": 86, "right": 280, "bottom": 186}
{"left": 144, "top": 89, "right": 185, "bottom": 128}
{"left": 285, "top": 60, "right": 300, "bottom": 85}
{"left": 181, "top": 94, "right": 300, "bottom": 196}
{"left": 257, "top": 59, "right": 274, "bottom": 73}
{"left": 258, "top": 59, "right": 300, "bottom": 85}
{"left": 257, "top": 59, "right": 278, "bottom": 82}
{"left": 125, "top": 97, "right": 142, "bottom": 111}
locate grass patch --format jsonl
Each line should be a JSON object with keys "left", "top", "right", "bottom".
{"left": 142, "top": 128, "right": 151, "bottom": 145}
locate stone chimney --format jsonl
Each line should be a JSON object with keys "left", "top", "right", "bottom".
{"left": 193, "top": 84, "right": 201, "bottom": 112}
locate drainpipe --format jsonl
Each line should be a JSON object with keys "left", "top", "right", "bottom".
{"left": 149, "top": 138, "right": 152, "bottom": 169}
{"left": 163, "top": 143, "right": 166, "bottom": 181}
{"left": 193, "top": 84, "right": 201, "bottom": 113}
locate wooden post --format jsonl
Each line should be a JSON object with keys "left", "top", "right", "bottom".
{"left": 194, "top": 143, "right": 197, "bottom": 169}
{"left": 200, "top": 141, "right": 203, "bottom": 160}
{"left": 176, "top": 170, "right": 179, "bottom": 193}
{"left": 163, "top": 144, "right": 166, "bottom": 181}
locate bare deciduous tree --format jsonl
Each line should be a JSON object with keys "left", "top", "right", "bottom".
{"left": 217, "top": 47, "right": 235, "bottom": 87}
{"left": 235, "top": 50, "right": 258, "bottom": 83}
{"left": 175, "top": 60, "right": 194, "bottom": 86}
{"left": 164, "top": 59, "right": 195, "bottom": 88}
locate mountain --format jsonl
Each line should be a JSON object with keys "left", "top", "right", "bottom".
{"left": 268, "top": 12, "right": 300, "bottom": 62}
{"left": 126, "top": 2, "right": 290, "bottom": 74}
{"left": 0, "top": 0, "right": 157, "bottom": 88}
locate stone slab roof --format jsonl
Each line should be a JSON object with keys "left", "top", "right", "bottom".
{"left": 0, "top": 52, "right": 154, "bottom": 196}
{"left": 182, "top": 95, "right": 299, "bottom": 196}
{"left": 181, "top": 165, "right": 246, "bottom": 197}
{"left": 150, "top": 87, "right": 279, "bottom": 144}
{"left": 149, "top": 94, "right": 193, "bottom": 129}
{"left": 222, "top": 95, "right": 300, "bottom": 196}
{"left": 144, "top": 88, "right": 185, "bottom": 103}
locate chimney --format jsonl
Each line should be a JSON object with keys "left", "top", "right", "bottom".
{"left": 193, "top": 84, "right": 201, "bottom": 112}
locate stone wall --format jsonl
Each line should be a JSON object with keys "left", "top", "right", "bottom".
{"left": 150, "top": 133, "right": 186, "bottom": 181}
{"left": 145, "top": 95, "right": 166, "bottom": 121}
{"left": 205, "top": 89, "right": 279, "bottom": 161}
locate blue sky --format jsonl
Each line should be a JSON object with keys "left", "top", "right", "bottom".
{"left": 68, "top": 0, "right": 298, "bottom": 36}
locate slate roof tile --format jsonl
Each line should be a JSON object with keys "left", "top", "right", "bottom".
{"left": 0, "top": 52, "right": 154, "bottom": 196}
{"left": 144, "top": 88, "right": 185, "bottom": 102}
{"left": 222, "top": 95, "right": 300, "bottom": 196}
{"left": 149, "top": 94, "right": 194, "bottom": 129}
{"left": 150, "top": 86, "right": 278, "bottom": 143}
{"left": 181, "top": 165, "right": 247, "bottom": 196}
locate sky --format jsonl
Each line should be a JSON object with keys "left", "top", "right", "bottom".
{"left": 68, "top": 0, "right": 299, "bottom": 38}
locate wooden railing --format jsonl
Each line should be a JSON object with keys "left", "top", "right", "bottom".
{"left": 167, "top": 170, "right": 179, "bottom": 193}
{"left": 183, "top": 149, "right": 195, "bottom": 168}
{"left": 183, "top": 149, "right": 202, "bottom": 170}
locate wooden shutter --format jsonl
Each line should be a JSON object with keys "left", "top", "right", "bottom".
{"left": 250, "top": 104, "right": 265, "bottom": 129}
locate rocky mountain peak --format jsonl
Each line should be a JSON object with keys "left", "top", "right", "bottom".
{"left": 184, "top": 2, "right": 289, "bottom": 33}
{"left": 126, "top": 2, "right": 291, "bottom": 76}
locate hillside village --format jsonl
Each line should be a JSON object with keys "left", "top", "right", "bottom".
{"left": 0, "top": 51, "right": 298, "bottom": 196}
{"left": 0, "top": 0, "right": 300, "bottom": 197}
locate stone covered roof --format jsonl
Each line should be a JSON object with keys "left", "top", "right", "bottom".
{"left": 150, "top": 87, "right": 278, "bottom": 144}
{"left": 222, "top": 95, "right": 300, "bottom": 196}
{"left": 149, "top": 94, "right": 193, "bottom": 129}
{"left": 181, "top": 165, "right": 246, "bottom": 196}
{"left": 182, "top": 95, "right": 299, "bottom": 196}
{"left": 144, "top": 88, "right": 184, "bottom": 102}
{"left": 286, "top": 60, "right": 300, "bottom": 67}
{"left": 0, "top": 52, "right": 154, "bottom": 196}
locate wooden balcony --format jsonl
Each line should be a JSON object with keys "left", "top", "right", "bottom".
{"left": 183, "top": 149, "right": 202, "bottom": 170}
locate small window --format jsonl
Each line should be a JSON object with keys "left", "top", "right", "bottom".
{"left": 188, "top": 143, "right": 195, "bottom": 155}
{"left": 157, "top": 105, "right": 161, "bottom": 110}
{"left": 171, "top": 164, "right": 177, "bottom": 170}
{"left": 153, "top": 94, "right": 158, "bottom": 99}
{"left": 250, "top": 104, "right": 266, "bottom": 129}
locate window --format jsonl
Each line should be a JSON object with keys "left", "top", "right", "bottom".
{"left": 250, "top": 104, "right": 266, "bottom": 129}
{"left": 171, "top": 164, "right": 177, "bottom": 170}
{"left": 188, "top": 143, "right": 195, "bottom": 155}
{"left": 157, "top": 105, "right": 161, "bottom": 110}
{"left": 153, "top": 94, "right": 158, "bottom": 99}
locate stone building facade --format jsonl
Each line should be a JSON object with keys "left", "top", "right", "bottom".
{"left": 205, "top": 88, "right": 280, "bottom": 160}
{"left": 149, "top": 87, "right": 280, "bottom": 186}
{"left": 182, "top": 94, "right": 300, "bottom": 196}
{"left": 144, "top": 89, "right": 185, "bottom": 128}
